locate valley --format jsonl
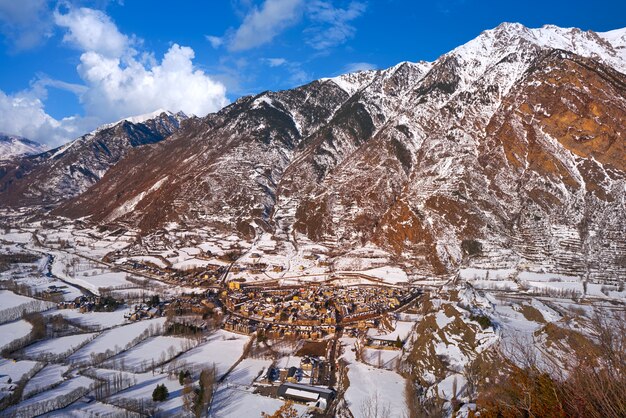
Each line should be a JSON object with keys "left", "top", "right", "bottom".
{"left": 0, "top": 20, "right": 624, "bottom": 418}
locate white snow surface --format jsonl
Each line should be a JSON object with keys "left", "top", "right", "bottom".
{"left": 23, "top": 364, "right": 69, "bottom": 398}
{"left": 0, "top": 320, "right": 32, "bottom": 350}
{"left": 175, "top": 330, "right": 250, "bottom": 377}
{"left": 342, "top": 338, "right": 407, "bottom": 418}
{"left": 68, "top": 317, "right": 166, "bottom": 364}
{"left": 0, "top": 134, "right": 47, "bottom": 160}
{"left": 23, "top": 333, "right": 97, "bottom": 358}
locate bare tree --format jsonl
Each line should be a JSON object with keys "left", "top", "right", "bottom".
{"left": 359, "top": 391, "right": 392, "bottom": 418}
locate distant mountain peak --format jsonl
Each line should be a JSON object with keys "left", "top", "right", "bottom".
{"left": 90, "top": 109, "right": 190, "bottom": 136}
{"left": 0, "top": 108, "right": 190, "bottom": 207}
{"left": 0, "top": 133, "right": 48, "bottom": 161}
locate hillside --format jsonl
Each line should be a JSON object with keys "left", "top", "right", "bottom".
{"left": 0, "top": 111, "right": 189, "bottom": 208}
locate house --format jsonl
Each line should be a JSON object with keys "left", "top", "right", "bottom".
{"left": 277, "top": 382, "right": 335, "bottom": 410}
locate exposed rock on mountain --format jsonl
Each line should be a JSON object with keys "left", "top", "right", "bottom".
{"left": 51, "top": 24, "right": 626, "bottom": 281}
{"left": 0, "top": 111, "right": 188, "bottom": 208}
{"left": 0, "top": 134, "right": 48, "bottom": 161}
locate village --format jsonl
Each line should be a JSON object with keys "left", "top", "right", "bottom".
{"left": 222, "top": 282, "right": 420, "bottom": 341}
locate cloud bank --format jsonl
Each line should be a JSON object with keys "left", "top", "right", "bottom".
{"left": 215, "top": 0, "right": 366, "bottom": 52}
{"left": 0, "top": 5, "right": 228, "bottom": 147}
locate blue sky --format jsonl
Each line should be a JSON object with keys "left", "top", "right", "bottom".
{"left": 0, "top": 0, "right": 624, "bottom": 146}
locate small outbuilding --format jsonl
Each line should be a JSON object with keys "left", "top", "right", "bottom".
{"left": 277, "top": 382, "right": 335, "bottom": 410}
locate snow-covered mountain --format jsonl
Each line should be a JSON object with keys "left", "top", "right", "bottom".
{"left": 0, "top": 110, "right": 189, "bottom": 207}
{"left": 0, "top": 134, "right": 48, "bottom": 161}
{"left": 9, "top": 23, "right": 626, "bottom": 282}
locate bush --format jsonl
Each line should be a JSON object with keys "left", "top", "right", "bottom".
{"left": 461, "top": 239, "right": 483, "bottom": 256}
{"left": 179, "top": 370, "right": 191, "bottom": 385}
{"left": 470, "top": 314, "right": 492, "bottom": 330}
{"left": 152, "top": 384, "right": 169, "bottom": 402}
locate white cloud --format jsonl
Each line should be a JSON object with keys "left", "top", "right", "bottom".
{"left": 77, "top": 44, "right": 228, "bottom": 121}
{"left": 228, "top": 0, "right": 304, "bottom": 51}
{"left": 0, "top": 6, "right": 229, "bottom": 146}
{"left": 54, "top": 6, "right": 131, "bottom": 58}
{"left": 266, "top": 57, "right": 287, "bottom": 67}
{"left": 0, "top": 88, "right": 98, "bottom": 147}
{"left": 214, "top": 1, "right": 366, "bottom": 53}
{"left": 343, "top": 61, "right": 376, "bottom": 72}
{"left": 0, "top": 0, "right": 53, "bottom": 50}
{"left": 305, "top": 1, "right": 366, "bottom": 50}
{"left": 54, "top": 6, "right": 229, "bottom": 120}
{"left": 206, "top": 35, "right": 223, "bottom": 48}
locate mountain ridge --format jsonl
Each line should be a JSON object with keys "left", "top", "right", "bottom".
{"left": 0, "top": 110, "right": 190, "bottom": 208}
{"left": 6, "top": 22, "right": 626, "bottom": 282}
{"left": 0, "top": 134, "right": 48, "bottom": 161}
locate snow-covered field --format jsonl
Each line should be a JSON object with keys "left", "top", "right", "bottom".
{"left": 0, "top": 319, "right": 32, "bottom": 350}
{"left": 341, "top": 338, "right": 408, "bottom": 418}
{"left": 175, "top": 330, "right": 250, "bottom": 376}
{"left": 0, "top": 358, "right": 40, "bottom": 383}
{"left": 104, "top": 335, "right": 193, "bottom": 372}
{"left": 23, "top": 364, "right": 69, "bottom": 398}
{"left": 108, "top": 371, "right": 185, "bottom": 416}
{"left": 224, "top": 358, "right": 271, "bottom": 386}
{"left": 0, "top": 290, "right": 37, "bottom": 310}
{"left": 23, "top": 333, "right": 98, "bottom": 359}
{"left": 11, "top": 375, "right": 93, "bottom": 413}
{"left": 362, "top": 348, "right": 401, "bottom": 370}
{"left": 47, "top": 400, "right": 130, "bottom": 417}
{"left": 68, "top": 317, "right": 166, "bottom": 364}
{"left": 211, "top": 387, "right": 309, "bottom": 418}
{"left": 367, "top": 320, "right": 414, "bottom": 342}
{"left": 53, "top": 308, "right": 129, "bottom": 330}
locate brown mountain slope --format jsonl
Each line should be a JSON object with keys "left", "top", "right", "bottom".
{"left": 57, "top": 24, "right": 626, "bottom": 281}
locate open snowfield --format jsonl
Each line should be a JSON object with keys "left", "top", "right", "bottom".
{"left": 12, "top": 375, "right": 93, "bottom": 411}
{"left": 360, "top": 266, "right": 409, "bottom": 283}
{"left": 225, "top": 358, "right": 271, "bottom": 386}
{"left": 120, "top": 255, "right": 168, "bottom": 268}
{"left": 47, "top": 400, "right": 130, "bottom": 417}
{"left": 460, "top": 268, "right": 516, "bottom": 280}
{"left": 14, "top": 275, "right": 84, "bottom": 301}
{"left": 0, "top": 319, "right": 32, "bottom": 350}
{"left": 275, "top": 355, "right": 304, "bottom": 369}
{"left": 2, "top": 231, "right": 32, "bottom": 243}
{"left": 69, "top": 317, "right": 166, "bottom": 364}
{"left": 0, "top": 290, "right": 37, "bottom": 310}
{"left": 109, "top": 372, "right": 184, "bottom": 416}
{"left": 0, "top": 358, "right": 40, "bottom": 383}
{"left": 175, "top": 330, "right": 250, "bottom": 377}
{"left": 53, "top": 308, "right": 128, "bottom": 330}
{"left": 341, "top": 338, "right": 407, "bottom": 418}
{"left": 23, "top": 364, "right": 69, "bottom": 397}
{"left": 0, "top": 290, "right": 54, "bottom": 324}
{"left": 367, "top": 320, "right": 414, "bottom": 342}
{"left": 104, "top": 335, "right": 193, "bottom": 372}
{"left": 172, "top": 257, "right": 216, "bottom": 270}
{"left": 362, "top": 348, "right": 401, "bottom": 370}
{"left": 72, "top": 269, "right": 133, "bottom": 290}
{"left": 23, "top": 332, "right": 98, "bottom": 359}
{"left": 211, "top": 386, "right": 309, "bottom": 418}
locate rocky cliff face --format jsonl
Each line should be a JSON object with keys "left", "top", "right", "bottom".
{"left": 0, "top": 111, "right": 188, "bottom": 208}
{"left": 56, "top": 23, "right": 626, "bottom": 281}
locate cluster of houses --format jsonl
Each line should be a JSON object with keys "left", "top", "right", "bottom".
{"left": 223, "top": 315, "right": 336, "bottom": 340}
{"left": 263, "top": 355, "right": 328, "bottom": 387}
{"left": 118, "top": 256, "right": 226, "bottom": 287}
{"left": 56, "top": 295, "right": 119, "bottom": 312}
{"left": 42, "top": 284, "right": 68, "bottom": 298}
{"left": 123, "top": 303, "right": 164, "bottom": 321}
{"left": 223, "top": 283, "right": 414, "bottom": 326}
